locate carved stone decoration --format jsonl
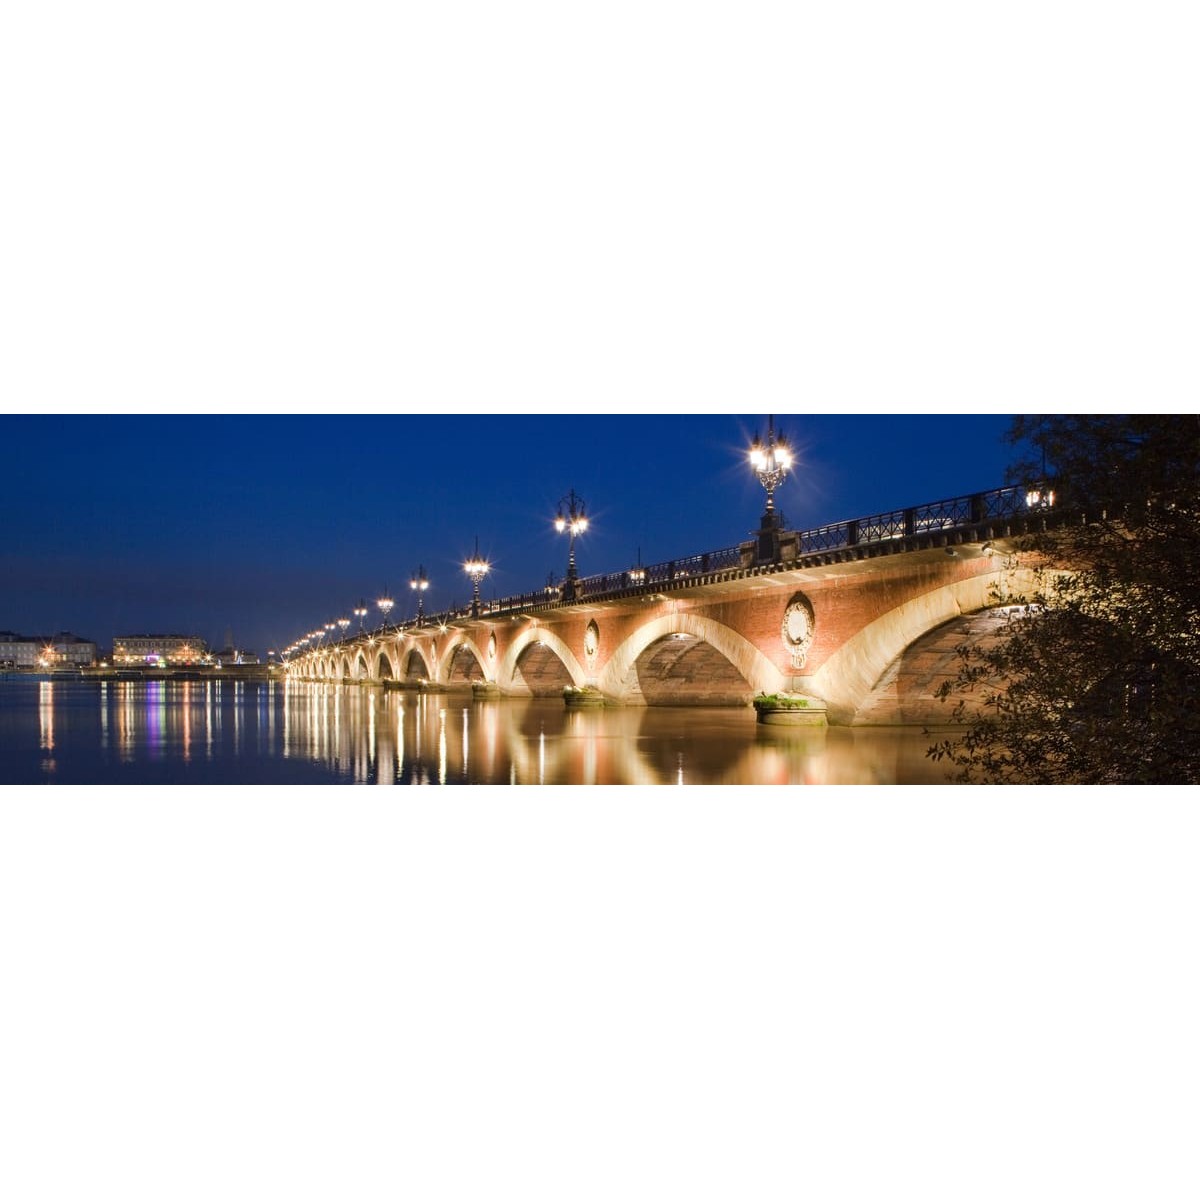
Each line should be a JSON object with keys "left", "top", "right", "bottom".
{"left": 781, "top": 593, "right": 815, "bottom": 671}
{"left": 584, "top": 620, "right": 600, "bottom": 660}
{"left": 488, "top": 632, "right": 497, "bottom": 661}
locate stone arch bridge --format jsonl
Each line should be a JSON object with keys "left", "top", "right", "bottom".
{"left": 287, "top": 485, "right": 1051, "bottom": 726}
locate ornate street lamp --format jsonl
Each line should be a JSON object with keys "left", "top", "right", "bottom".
{"left": 749, "top": 415, "right": 793, "bottom": 561}
{"left": 354, "top": 600, "right": 368, "bottom": 631}
{"left": 554, "top": 489, "right": 589, "bottom": 602}
{"left": 337, "top": 617, "right": 351, "bottom": 641}
{"left": 377, "top": 590, "right": 394, "bottom": 627}
{"left": 629, "top": 546, "right": 646, "bottom": 586}
{"left": 411, "top": 565, "right": 429, "bottom": 626}
{"left": 464, "top": 537, "right": 489, "bottom": 619}
{"left": 1025, "top": 447, "right": 1056, "bottom": 510}
{"left": 749, "top": 415, "right": 793, "bottom": 526}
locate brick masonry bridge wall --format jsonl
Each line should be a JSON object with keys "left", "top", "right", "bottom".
{"left": 290, "top": 539, "right": 1038, "bottom": 726}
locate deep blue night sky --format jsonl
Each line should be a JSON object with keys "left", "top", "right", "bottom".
{"left": 2, "top": 413, "right": 1017, "bottom": 655}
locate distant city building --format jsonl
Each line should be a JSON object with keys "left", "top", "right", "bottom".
{"left": 0, "top": 631, "right": 97, "bottom": 669}
{"left": 216, "top": 628, "right": 257, "bottom": 665}
{"left": 113, "top": 634, "right": 208, "bottom": 665}
{"left": 216, "top": 646, "right": 258, "bottom": 665}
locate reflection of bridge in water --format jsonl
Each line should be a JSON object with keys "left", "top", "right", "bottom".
{"left": 281, "top": 686, "right": 952, "bottom": 785}
{"left": 289, "top": 484, "right": 1061, "bottom": 727}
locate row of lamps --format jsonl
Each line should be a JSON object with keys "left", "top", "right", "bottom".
{"left": 289, "top": 417, "right": 800, "bottom": 659}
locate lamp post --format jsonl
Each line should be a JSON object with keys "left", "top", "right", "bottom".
{"left": 337, "top": 617, "right": 350, "bottom": 642}
{"left": 629, "top": 546, "right": 646, "bottom": 586}
{"left": 354, "top": 600, "right": 368, "bottom": 631}
{"left": 411, "top": 565, "right": 429, "bottom": 626}
{"left": 554, "top": 489, "right": 589, "bottom": 603}
{"left": 749, "top": 415, "right": 793, "bottom": 561}
{"left": 377, "top": 591, "right": 394, "bottom": 629}
{"left": 464, "top": 538, "right": 489, "bottom": 619}
{"left": 1025, "top": 447, "right": 1056, "bottom": 510}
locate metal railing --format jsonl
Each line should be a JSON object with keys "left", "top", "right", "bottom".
{"left": 796, "top": 486, "right": 1028, "bottom": 554}
{"left": 292, "top": 483, "right": 1039, "bottom": 657}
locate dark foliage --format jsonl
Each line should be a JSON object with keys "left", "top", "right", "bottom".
{"left": 928, "top": 415, "right": 1200, "bottom": 784}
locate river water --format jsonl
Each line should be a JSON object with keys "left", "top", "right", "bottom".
{"left": 0, "top": 679, "right": 954, "bottom": 785}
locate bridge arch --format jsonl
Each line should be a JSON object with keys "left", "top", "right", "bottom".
{"left": 352, "top": 650, "right": 370, "bottom": 681}
{"left": 811, "top": 565, "right": 1041, "bottom": 723}
{"left": 600, "top": 612, "right": 784, "bottom": 704}
{"left": 401, "top": 644, "right": 433, "bottom": 682}
{"left": 437, "top": 632, "right": 489, "bottom": 685}
{"left": 500, "top": 626, "right": 586, "bottom": 695}
{"left": 853, "top": 607, "right": 1020, "bottom": 726}
{"left": 375, "top": 647, "right": 395, "bottom": 680}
